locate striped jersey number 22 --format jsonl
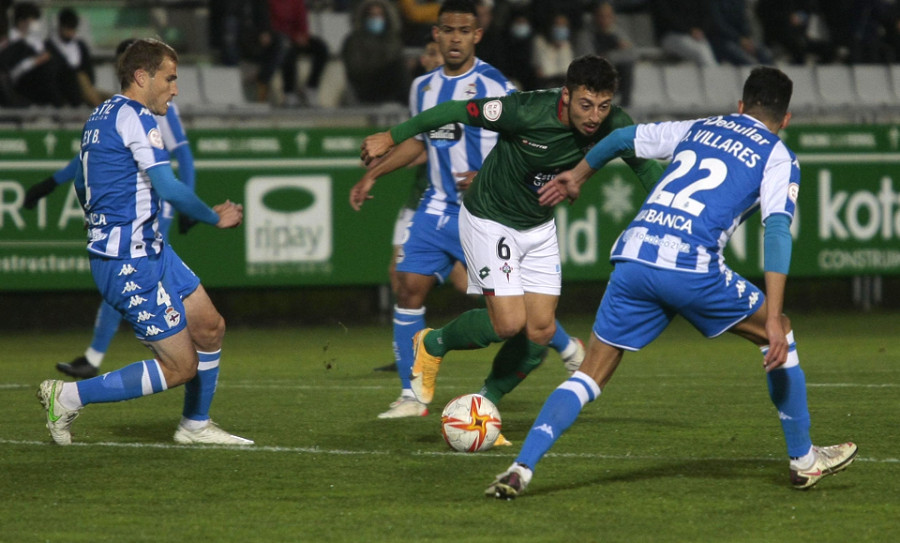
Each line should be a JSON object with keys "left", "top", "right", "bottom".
{"left": 647, "top": 149, "right": 727, "bottom": 216}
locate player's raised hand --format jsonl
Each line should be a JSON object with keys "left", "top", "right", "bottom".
{"left": 23, "top": 176, "right": 58, "bottom": 209}
{"left": 762, "top": 317, "right": 789, "bottom": 372}
{"left": 538, "top": 171, "right": 580, "bottom": 206}
{"left": 360, "top": 132, "right": 394, "bottom": 166}
{"left": 454, "top": 171, "right": 477, "bottom": 192}
{"left": 213, "top": 200, "right": 243, "bottom": 228}
{"left": 349, "top": 175, "right": 377, "bottom": 211}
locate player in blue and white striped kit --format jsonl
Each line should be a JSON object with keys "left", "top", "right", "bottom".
{"left": 37, "top": 39, "right": 252, "bottom": 446}
{"left": 25, "top": 85, "right": 196, "bottom": 380}
{"left": 350, "top": 0, "right": 585, "bottom": 421}
{"left": 486, "top": 66, "right": 857, "bottom": 498}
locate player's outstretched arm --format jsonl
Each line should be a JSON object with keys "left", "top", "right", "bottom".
{"left": 360, "top": 131, "right": 395, "bottom": 165}
{"left": 761, "top": 213, "right": 792, "bottom": 371}
{"left": 147, "top": 165, "right": 220, "bottom": 226}
{"left": 538, "top": 160, "right": 595, "bottom": 207}
{"left": 23, "top": 155, "right": 82, "bottom": 209}
{"left": 351, "top": 139, "right": 426, "bottom": 211}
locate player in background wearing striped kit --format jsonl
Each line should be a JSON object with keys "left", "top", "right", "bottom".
{"left": 351, "top": 0, "right": 585, "bottom": 425}
{"left": 486, "top": 66, "right": 857, "bottom": 499}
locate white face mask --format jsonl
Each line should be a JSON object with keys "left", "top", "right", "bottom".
{"left": 27, "top": 20, "right": 45, "bottom": 40}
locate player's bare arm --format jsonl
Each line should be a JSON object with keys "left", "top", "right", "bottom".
{"left": 360, "top": 131, "right": 395, "bottom": 165}
{"left": 537, "top": 159, "right": 596, "bottom": 206}
{"left": 454, "top": 171, "right": 477, "bottom": 191}
{"left": 351, "top": 139, "right": 426, "bottom": 211}
{"left": 762, "top": 271, "right": 789, "bottom": 371}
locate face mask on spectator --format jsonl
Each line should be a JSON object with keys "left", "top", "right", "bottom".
{"left": 365, "top": 16, "right": 386, "bottom": 35}
{"left": 28, "top": 20, "right": 45, "bottom": 41}
{"left": 511, "top": 22, "right": 531, "bottom": 39}
{"left": 552, "top": 26, "right": 569, "bottom": 42}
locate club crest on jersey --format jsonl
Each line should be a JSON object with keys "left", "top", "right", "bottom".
{"left": 483, "top": 100, "right": 502, "bottom": 121}
{"left": 164, "top": 307, "right": 182, "bottom": 328}
{"left": 148, "top": 128, "right": 164, "bottom": 149}
{"left": 464, "top": 83, "right": 477, "bottom": 97}
{"left": 788, "top": 182, "right": 800, "bottom": 203}
{"left": 500, "top": 262, "right": 513, "bottom": 281}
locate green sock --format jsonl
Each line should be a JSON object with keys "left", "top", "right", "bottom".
{"left": 480, "top": 333, "right": 548, "bottom": 404}
{"left": 425, "top": 308, "right": 501, "bottom": 357}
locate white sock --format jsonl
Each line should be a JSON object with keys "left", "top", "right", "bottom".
{"left": 559, "top": 340, "right": 579, "bottom": 359}
{"left": 790, "top": 446, "right": 816, "bottom": 469}
{"left": 179, "top": 417, "right": 210, "bottom": 431}
{"left": 85, "top": 347, "right": 104, "bottom": 368}
{"left": 58, "top": 382, "right": 83, "bottom": 410}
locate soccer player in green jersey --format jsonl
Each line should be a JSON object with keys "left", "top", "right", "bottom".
{"left": 360, "top": 54, "right": 664, "bottom": 419}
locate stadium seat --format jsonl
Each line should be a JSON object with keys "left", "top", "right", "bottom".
{"left": 888, "top": 65, "right": 900, "bottom": 105}
{"left": 853, "top": 65, "right": 894, "bottom": 107}
{"left": 662, "top": 64, "right": 707, "bottom": 114}
{"left": 94, "top": 64, "right": 117, "bottom": 95}
{"left": 815, "top": 65, "right": 857, "bottom": 106}
{"left": 631, "top": 63, "right": 667, "bottom": 113}
{"left": 774, "top": 64, "right": 820, "bottom": 113}
{"left": 172, "top": 65, "right": 203, "bottom": 108}
{"left": 199, "top": 65, "right": 248, "bottom": 106}
{"left": 701, "top": 64, "right": 742, "bottom": 112}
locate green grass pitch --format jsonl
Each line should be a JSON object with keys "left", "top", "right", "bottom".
{"left": 1, "top": 311, "right": 897, "bottom": 542}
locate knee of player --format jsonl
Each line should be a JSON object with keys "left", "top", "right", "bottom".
{"left": 492, "top": 320, "right": 525, "bottom": 340}
{"left": 192, "top": 314, "right": 226, "bottom": 350}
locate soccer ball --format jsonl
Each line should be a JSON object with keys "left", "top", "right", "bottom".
{"left": 440, "top": 394, "right": 502, "bottom": 452}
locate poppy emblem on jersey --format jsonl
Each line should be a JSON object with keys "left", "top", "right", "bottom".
{"left": 148, "top": 128, "right": 164, "bottom": 150}
{"left": 466, "top": 101, "right": 479, "bottom": 117}
{"left": 788, "top": 183, "right": 800, "bottom": 203}
{"left": 483, "top": 100, "right": 502, "bottom": 121}
{"left": 500, "top": 262, "right": 513, "bottom": 281}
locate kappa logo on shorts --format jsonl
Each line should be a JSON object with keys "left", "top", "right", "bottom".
{"left": 748, "top": 291, "right": 759, "bottom": 308}
{"left": 121, "top": 281, "right": 141, "bottom": 294}
{"left": 478, "top": 266, "right": 491, "bottom": 279}
{"left": 136, "top": 310, "right": 155, "bottom": 322}
{"left": 145, "top": 325, "right": 164, "bottom": 336}
{"left": 128, "top": 295, "right": 148, "bottom": 308}
{"left": 736, "top": 280, "right": 746, "bottom": 298}
{"left": 118, "top": 264, "right": 137, "bottom": 276}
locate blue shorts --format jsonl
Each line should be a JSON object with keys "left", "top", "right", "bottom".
{"left": 89, "top": 244, "right": 200, "bottom": 342}
{"left": 593, "top": 260, "right": 764, "bottom": 351}
{"left": 395, "top": 208, "right": 465, "bottom": 283}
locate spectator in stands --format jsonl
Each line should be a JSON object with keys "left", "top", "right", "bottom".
{"left": 209, "top": 0, "right": 270, "bottom": 67}
{"left": 500, "top": 8, "right": 538, "bottom": 90}
{"left": 575, "top": 0, "right": 635, "bottom": 106}
{"left": 848, "top": 0, "right": 900, "bottom": 63}
{"left": 0, "top": 2, "right": 69, "bottom": 107}
{"left": 754, "top": 0, "right": 838, "bottom": 64}
{"left": 708, "top": 0, "right": 773, "bottom": 66}
{"left": 255, "top": 0, "right": 329, "bottom": 107}
{"left": 341, "top": 0, "right": 408, "bottom": 105}
{"left": 47, "top": 7, "right": 108, "bottom": 107}
{"left": 533, "top": 13, "right": 575, "bottom": 89}
{"left": 397, "top": 0, "right": 441, "bottom": 46}
{"left": 474, "top": 0, "right": 507, "bottom": 72}
{"left": 650, "top": 0, "right": 718, "bottom": 66}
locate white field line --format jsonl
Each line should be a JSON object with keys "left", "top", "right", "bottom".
{"left": 0, "top": 438, "right": 896, "bottom": 464}
{"left": 3, "top": 381, "right": 898, "bottom": 391}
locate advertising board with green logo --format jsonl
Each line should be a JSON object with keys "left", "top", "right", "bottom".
{"left": 1, "top": 125, "right": 898, "bottom": 291}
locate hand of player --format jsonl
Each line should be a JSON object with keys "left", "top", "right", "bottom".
{"left": 454, "top": 171, "right": 477, "bottom": 192}
{"left": 762, "top": 317, "right": 789, "bottom": 372}
{"left": 349, "top": 175, "right": 377, "bottom": 211}
{"left": 23, "top": 176, "right": 58, "bottom": 209}
{"left": 360, "top": 132, "right": 394, "bottom": 166}
{"left": 538, "top": 171, "right": 581, "bottom": 206}
{"left": 212, "top": 200, "right": 243, "bottom": 228}
{"left": 178, "top": 213, "right": 198, "bottom": 235}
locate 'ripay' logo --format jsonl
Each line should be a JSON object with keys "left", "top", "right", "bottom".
{"left": 245, "top": 176, "right": 332, "bottom": 263}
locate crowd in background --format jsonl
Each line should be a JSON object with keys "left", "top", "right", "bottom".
{"left": 3, "top": 0, "right": 900, "bottom": 109}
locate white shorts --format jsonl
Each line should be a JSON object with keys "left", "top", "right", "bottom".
{"left": 392, "top": 207, "right": 415, "bottom": 246}
{"left": 459, "top": 204, "right": 561, "bottom": 297}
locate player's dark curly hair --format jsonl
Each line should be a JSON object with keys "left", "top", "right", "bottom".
{"left": 564, "top": 54, "right": 619, "bottom": 96}
{"left": 116, "top": 38, "right": 178, "bottom": 92}
{"left": 742, "top": 66, "right": 792, "bottom": 121}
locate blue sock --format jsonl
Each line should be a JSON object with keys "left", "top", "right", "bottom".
{"left": 516, "top": 371, "right": 601, "bottom": 470}
{"left": 89, "top": 301, "right": 122, "bottom": 357}
{"left": 393, "top": 305, "right": 425, "bottom": 390}
{"left": 76, "top": 359, "right": 167, "bottom": 404}
{"left": 548, "top": 320, "right": 571, "bottom": 353}
{"left": 182, "top": 350, "right": 220, "bottom": 421}
{"left": 763, "top": 332, "right": 812, "bottom": 458}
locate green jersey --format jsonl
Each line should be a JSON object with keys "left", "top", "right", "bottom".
{"left": 390, "top": 88, "right": 663, "bottom": 229}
